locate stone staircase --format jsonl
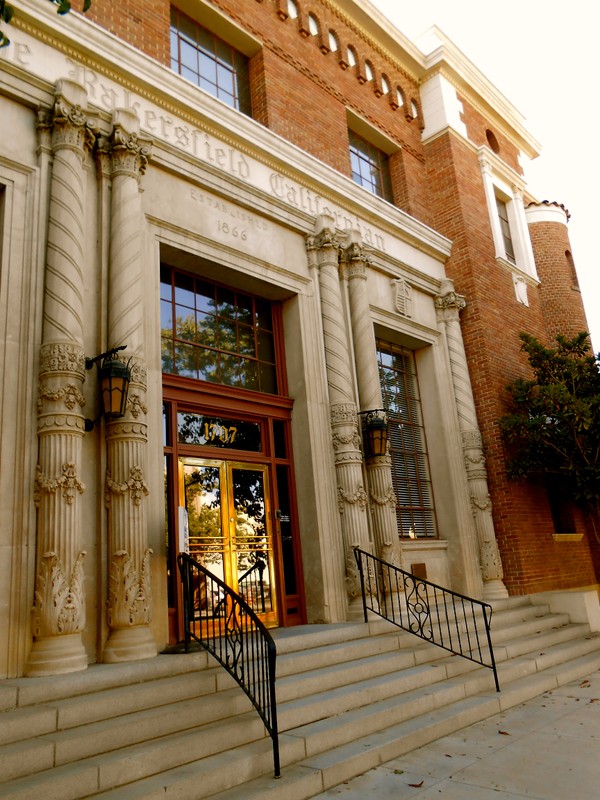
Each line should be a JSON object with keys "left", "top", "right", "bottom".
{"left": 1, "top": 595, "right": 600, "bottom": 799}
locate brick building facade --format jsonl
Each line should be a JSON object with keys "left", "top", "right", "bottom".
{"left": 0, "top": 0, "right": 597, "bottom": 680}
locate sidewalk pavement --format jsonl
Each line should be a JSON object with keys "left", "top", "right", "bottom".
{"left": 311, "top": 669, "right": 600, "bottom": 799}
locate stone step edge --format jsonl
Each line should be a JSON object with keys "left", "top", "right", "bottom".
{"left": 2, "top": 641, "right": 598, "bottom": 800}
{"left": 207, "top": 649, "right": 600, "bottom": 800}
{"left": 1, "top": 620, "right": 594, "bottom": 755}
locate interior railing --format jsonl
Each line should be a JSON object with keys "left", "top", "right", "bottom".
{"left": 177, "top": 552, "right": 280, "bottom": 777}
{"left": 354, "top": 547, "right": 500, "bottom": 692}
{"left": 240, "top": 557, "right": 267, "bottom": 612}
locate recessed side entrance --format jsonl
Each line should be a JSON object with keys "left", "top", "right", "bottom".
{"left": 161, "top": 263, "right": 305, "bottom": 641}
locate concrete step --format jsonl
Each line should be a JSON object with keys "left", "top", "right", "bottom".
{"left": 0, "top": 597, "right": 598, "bottom": 800}
{"left": 1, "top": 651, "right": 210, "bottom": 709}
{"left": 209, "top": 642, "right": 600, "bottom": 800}
{"left": 0, "top": 685, "right": 254, "bottom": 782}
{"left": 0, "top": 667, "right": 229, "bottom": 747}
{"left": 1, "top": 710, "right": 272, "bottom": 799}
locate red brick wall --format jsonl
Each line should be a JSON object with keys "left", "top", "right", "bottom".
{"left": 459, "top": 94, "right": 523, "bottom": 176}
{"left": 425, "top": 130, "right": 597, "bottom": 594}
{"left": 528, "top": 218, "right": 591, "bottom": 341}
{"left": 85, "top": 0, "right": 171, "bottom": 64}
{"left": 77, "top": 0, "right": 598, "bottom": 594}
{"left": 82, "top": 0, "right": 432, "bottom": 221}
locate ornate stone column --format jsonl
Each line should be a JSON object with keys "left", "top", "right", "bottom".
{"left": 306, "top": 217, "right": 372, "bottom": 609}
{"left": 341, "top": 232, "right": 401, "bottom": 568}
{"left": 27, "top": 80, "right": 95, "bottom": 676}
{"left": 101, "top": 109, "right": 157, "bottom": 661}
{"left": 435, "top": 279, "right": 508, "bottom": 600}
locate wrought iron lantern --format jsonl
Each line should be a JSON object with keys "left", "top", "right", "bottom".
{"left": 360, "top": 408, "right": 388, "bottom": 459}
{"left": 85, "top": 346, "right": 131, "bottom": 431}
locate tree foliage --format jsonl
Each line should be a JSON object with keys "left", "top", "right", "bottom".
{"left": 1, "top": 0, "right": 91, "bottom": 48}
{"left": 499, "top": 331, "right": 600, "bottom": 522}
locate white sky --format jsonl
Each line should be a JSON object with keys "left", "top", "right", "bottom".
{"left": 370, "top": 0, "right": 599, "bottom": 352}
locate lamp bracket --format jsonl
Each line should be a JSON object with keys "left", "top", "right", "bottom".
{"left": 85, "top": 345, "right": 127, "bottom": 370}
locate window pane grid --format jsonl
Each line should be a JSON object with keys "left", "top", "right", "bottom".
{"left": 170, "top": 8, "right": 251, "bottom": 115}
{"left": 348, "top": 130, "right": 393, "bottom": 202}
{"left": 496, "top": 197, "right": 516, "bottom": 264}
{"left": 377, "top": 340, "right": 437, "bottom": 538}
{"left": 161, "top": 265, "right": 277, "bottom": 394}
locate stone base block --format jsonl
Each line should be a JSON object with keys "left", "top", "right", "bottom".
{"left": 25, "top": 632, "right": 88, "bottom": 677}
{"left": 482, "top": 578, "right": 509, "bottom": 601}
{"left": 531, "top": 588, "right": 600, "bottom": 632}
{"left": 103, "top": 624, "right": 158, "bottom": 663}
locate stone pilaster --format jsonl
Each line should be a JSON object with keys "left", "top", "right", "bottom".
{"left": 341, "top": 232, "right": 401, "bottom": 568}
{"left": 307, "top": 217, "right": 372, "bottom": 608}
{"left": 27, "top": 80, "right": 96, "bottom": 676}
{"left": 435, "top": 279, "right": 508, "bottom": 600}
{"left": 101, "top": 109, "right": 157, "bottom": 661}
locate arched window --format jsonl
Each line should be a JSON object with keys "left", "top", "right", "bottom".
{"left": 486, "top": 129, "right": 500, "bottom": 154}
{"left": 381, "top": 74, "right": 391, "bottom": 95}
{"left": 347, "top": 45, "right": 357, "bottom": 67}
{"left": 364, "top": 60, "right": 374, "bottom": 82}
{"left": 328, "top": 30, "right": 339, "bottom": 52}
{"left": 396, "top": 86, "right": 405, "bottom": 108}
{"left": 308, "top": 13, "right": 319, "bottom": 36}
{"left": 566, "top": 250, "right": 579, "bottom": 288}
{"left": 287, "top": 0, "right": 298, "bottom": 19}
{"left": 410, "top": 99, "right": 419, "bottom": 119}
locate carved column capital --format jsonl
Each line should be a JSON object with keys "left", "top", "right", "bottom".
{"left": 100, "top": 125, "right": 152, "bottom": 182}
{"left": 435, "top": 282, "right": 466, "bottom": 322}
{"left": 51, "top": 92, "right": 96, "bottom": 156}
{"left": 340, "top": 236, "right": 371, "bottom": 280}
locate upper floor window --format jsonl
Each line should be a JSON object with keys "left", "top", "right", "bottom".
{"left": 496, "top": 196, "right": 516, "bottom": 265}
{"left": 348, "top": 129, "right": 393, "bottom": 202}
{"left": 380, "top": 75, "right": 391, "bottom": 95}
{"left": 170, "top": 8, "right": 251, "bottom": 115}
{"left": 308, "top": 13, "right": 319, "bottom": 36}
{"left": 287, "top": 0, "right": 298, "bottom": 18}
{"left": 364, "top": 60, "right": 374, "bottom": 82}
{"left": 160, "top": 266, "right": 279, "bottom": 394}
{"left": 347, "top": 46, "right": 357, "bottom": 67}
{"left": 377, "top": 340, "right": 437, "bottom": 539}
{"left": 328, "top": 30, "right": 339, "bottom": 52}
{"left": 479, "top": 151, "right": 538, "bottom": 285}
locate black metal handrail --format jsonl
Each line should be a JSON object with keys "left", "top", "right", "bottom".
{"left": 177, "top": 552, "right": 280, "bottom": 777}
{"left": 354, "top": 547, "right": 499, "bottom": 692}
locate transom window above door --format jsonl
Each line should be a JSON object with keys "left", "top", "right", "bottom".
{"left": 160, "top": 265, "right": 279, "bottom": 394}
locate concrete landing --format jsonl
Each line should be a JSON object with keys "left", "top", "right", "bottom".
{"left": 312, "top": 668, "right": 600, "bottom": 799}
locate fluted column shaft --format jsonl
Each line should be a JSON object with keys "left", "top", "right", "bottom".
{"left": 435, "top": 279, "right": 508, "bottom": 600}
{"left": 27, "top": 80, "right": 95, "bottom": 676}
{"left": 102, "top": 110, "right": 156, "bottom": 662}
{"left": 342, "top": 234, "right": 401, "bottom": 567}
{"left": 307, "top": 217, "right": 372, "bottom": 603}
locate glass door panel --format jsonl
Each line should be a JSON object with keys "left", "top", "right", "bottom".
{"left": 230, "top": 466, "right": 275, "bottom": 621}
{"left": 178, "top": 457, "right": 277, "bottom": 626}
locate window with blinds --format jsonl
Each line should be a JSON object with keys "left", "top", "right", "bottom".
{"left": 377, "top": 339, "right": 438, "bottom": 538}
